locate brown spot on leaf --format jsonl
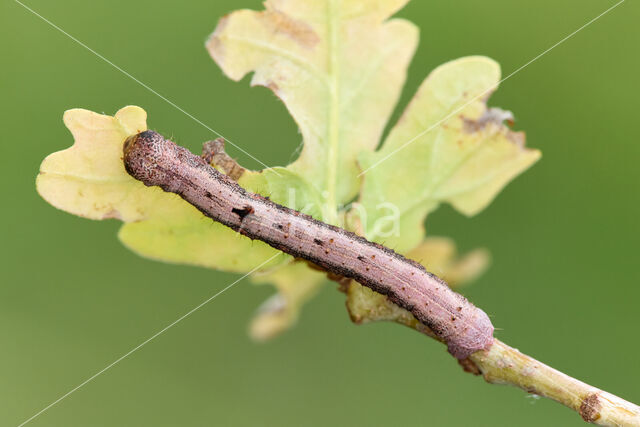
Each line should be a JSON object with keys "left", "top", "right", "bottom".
{"left": 101, "top": 209, "right": 121, "bottom": 220}
{"left": 266, "top": 10, "right": 320, "bottom": 49}
{"left": 507, "top": 130, "right": 526, "bottom": 147}
{"left": 266, "top": 81, "right": 280, "bottom": 93}
{"left": 463, "top": 107, "right": 514, "bottom": 133}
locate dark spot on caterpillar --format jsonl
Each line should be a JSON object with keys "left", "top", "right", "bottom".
{"left": 313, "top": 238, "right": 324, "bottom": 246}
{"left": 451, "top": 316, "right": 456, "bottom": 321}
{"left": 205, "top": 191, "right": 213, "bottom": 198}
{"left": 232, "top": 205, "right": 254, "bottom": 220}
{"left": 457, "top": 307, "right": 463, "bottom": 312}
{"left": 357, "top": 255, "right": 365, "bottom": 261}
{"left": 274, "top": 223, "right": 284, "bottom": 230}
{"left": 329, "top": 238, "right": 334, "bottom": 243}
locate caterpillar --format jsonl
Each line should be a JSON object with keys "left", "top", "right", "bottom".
{"left": 123, "top": 130, "right": 494, "bottom": 359}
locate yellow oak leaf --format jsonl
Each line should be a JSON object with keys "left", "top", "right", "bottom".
{"left": 207, "top": 0, "right": 418, "bottom": 221}
{"left": 358, "top": 57, "right": 541, "bottom": 253}
{"left": 37, "top": 107, "right": 287, "bottom": 273}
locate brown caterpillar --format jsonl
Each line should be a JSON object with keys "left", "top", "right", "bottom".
{"left": 123, "top": 131, "right": 494, "bottom": 359}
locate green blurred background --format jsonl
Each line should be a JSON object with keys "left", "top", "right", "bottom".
{"left": 1, "top": 0, "right": 638, "bottom": 425}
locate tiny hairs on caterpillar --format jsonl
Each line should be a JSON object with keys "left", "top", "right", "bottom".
{"left": 123, "top": 130, "right": 495, "bottom": 359}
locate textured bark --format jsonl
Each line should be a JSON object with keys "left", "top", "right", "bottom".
{"left": 123, "top": 130, "right": 494, "bottom": 359}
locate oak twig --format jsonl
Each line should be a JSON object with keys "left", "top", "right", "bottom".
{"left": 123, "top": 130, "right": 640, "bottom": 425}
{"left": 471, "top": 340, "right": 640, "bottom": 426}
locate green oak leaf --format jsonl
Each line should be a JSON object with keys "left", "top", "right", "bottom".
{"left": 207, "top": 0, "right": 418, "bottom": 223}
{"left": 357, "top": 57, "right": 541, "bottom": 253}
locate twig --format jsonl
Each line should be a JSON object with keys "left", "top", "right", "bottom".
{"left": 123, "top": 130, "right": 640, "bottom": 425}
{"left": 471, "top": 340, "right": 640, "bottom": 426}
